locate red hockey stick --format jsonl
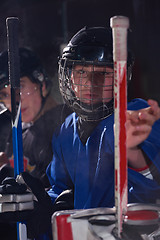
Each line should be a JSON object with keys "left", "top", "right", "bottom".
{"left": 110, "top": 16, "right": 129, "bottom": 238}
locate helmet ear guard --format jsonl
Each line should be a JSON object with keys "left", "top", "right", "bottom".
{"left": 0, "top": 47, "right": 52, "bottom": 94}
{"left": 59, "top": 26, "right": 134, "bottom": 121}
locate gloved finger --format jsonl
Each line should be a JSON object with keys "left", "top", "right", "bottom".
{"left": 20, "top": 172, "right": 49, "bottom": 202}
{"left": 0, "top": 177, "right": 27, "bottom": 194}
{"left": 55, "top": 189, "right": 74, "bottom": 204}
{"left": 54, "top": 189, "right": 74, "bottom": 211}
{"left": 0, "top": 165, "right": 14, "bottom": 184}
{"left": 2, "top": 177, "right": 27, "bottom": 192}
{"left": 2, "top": 177, "right": 17, "bottom": 186}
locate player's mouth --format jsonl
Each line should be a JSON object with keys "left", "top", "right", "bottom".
{"left": 82, "top": 93, "right": 100, "bottom": 100}
{"left": 80, "top": 93, "right": 102, "bottom": 104}
{"left": 21, "top": 107, "right": 27, "bottom": 114}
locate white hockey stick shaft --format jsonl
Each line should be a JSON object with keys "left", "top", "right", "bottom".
{"left": 110, "top": 16, "right": 129, "bottom": 237}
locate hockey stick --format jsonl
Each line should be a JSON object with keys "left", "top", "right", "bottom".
{"left": 6, "top": 17, "right": 23, "bottom": 177}
{"left": 110, "top": 16, "right": 129, "bottom": 238}
{"left": 6, "top": 17, "right": 27, "bottom": 240}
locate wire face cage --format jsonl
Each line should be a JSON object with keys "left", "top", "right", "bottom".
{"left": 59, "top": 59, "right": 114, "bottom": 121}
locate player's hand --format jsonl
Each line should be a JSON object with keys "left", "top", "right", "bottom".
{"left": 0, "top": 172, "right": 54, "bottom": 238}
{"left": 0, "top": 172, "right": 74, "bottom": 238}
{"left": 126, "top": 99, "right": 160, "bottom": 149}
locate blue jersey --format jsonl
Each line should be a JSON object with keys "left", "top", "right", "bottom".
{"left": 47, "top": 98, "right": 160, "bottom": 209}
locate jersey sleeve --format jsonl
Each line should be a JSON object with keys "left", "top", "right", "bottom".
{"left": 46, "top": 116, "right": 75, "bottom": 203}
{"left": 128, "top": 99, "right": 160, "bottom": 203}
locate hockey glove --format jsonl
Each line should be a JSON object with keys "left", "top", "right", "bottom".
{"left": 0, "top": 172, "right": 74, "bottom": 239}
{"left": 0, "top": 172, "right": 54, "bottom": 238}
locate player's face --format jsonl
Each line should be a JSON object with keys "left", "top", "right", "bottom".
{"left": 71, "top": 64, "right": 113, "bottom": 105}
{"left": 0, "top": 77, "right": 42, "bottom": 123}
{"left": 20, "top": 76, "right": 42, "bottom": 123}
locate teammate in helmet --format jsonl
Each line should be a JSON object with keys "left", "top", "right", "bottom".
{"left": 0, "top": 47, "right": 54, "bottom": 122}
{"left": 0, "top": 47, "right": 72, "bottom": 187}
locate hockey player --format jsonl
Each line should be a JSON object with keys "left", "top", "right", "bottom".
{"left": 46, "top": 26, "right": 160, "bottom": 208}
{"left": 0, "top": 47, "right": 72, "bottom": 188}
{"left": 0, "top": 47, "right": 72, "bottom": 240}
{"left": 0, "top": 27, "right": 160, "bottom": 240}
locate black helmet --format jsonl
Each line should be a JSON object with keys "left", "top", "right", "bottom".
{"left": 0, "top": 47, "right": 51, "bottom": 91}
{"left": 62, "top": 26, "right": 113, "bottom": 65}
{"left": 59, "top": 26, "right": 134, "bottom": 121}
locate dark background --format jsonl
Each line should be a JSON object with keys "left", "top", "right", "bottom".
{"left": 0, "top": 0, "right": 160, "bottom": 103}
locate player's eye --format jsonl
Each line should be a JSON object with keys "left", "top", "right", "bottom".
{"left": 20, "top": 84, "right": 25, "bottom": 89}
{"left": 74, "top": 70, "right": 88, "bottom": 78}
{"left": 94, "top": 71, "right": 113, "bottom": 77}
{"left": 0, "top": 92, "right": 10, "bottom": 100}
{"left": 78, "top": 70, "right": 86, "bottom": 74}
